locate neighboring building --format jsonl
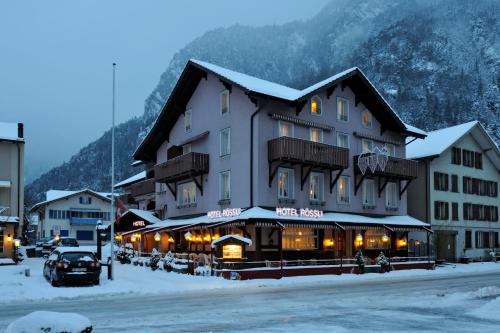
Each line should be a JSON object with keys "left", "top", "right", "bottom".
{"left": 0, "top": 122, "right": 24, "bottom": 258}
{"left": 128, "top": 60, "right": 431, "bottom": 277}
{"left": 407, "top": 121, "right": 500, "bottom": 262}
{"left": 115, "top": 169, "right": 156, "bottom": 212}
{"left": 30, "top": 189, "right": 112, "bottom": 245}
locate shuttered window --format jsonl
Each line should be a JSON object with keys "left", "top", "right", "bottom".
{"left": 434, "top": 172, "right": 448, "bottom": 191}
{"left": 451, "top": 147, "right": 462, "bottom": 165}
{"left": 434, "top": 201, "right": 449, "bottom": 220}
{"left": 451, "top": 203, "right": 459, "bottom": 221}
{"left": 465, "top": 230, "right": 472, "bottom": 249}
{"left": 451, "top": 175, "right": 458, "bottom": 192}
{"left": 474, "top": 152, "right": 482, "bottom": 169}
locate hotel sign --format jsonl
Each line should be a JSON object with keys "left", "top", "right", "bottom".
{"left": 207, "top": 208, "right": 241, "bottom": 219}
{"left": 222, "top": 244, "right": 243, "bottom": 259}
{"left": 132, "top": 220, "right": 146, "bottom": 227}
{"left": 276, "top": 207, "right": 323, "bottom": 218}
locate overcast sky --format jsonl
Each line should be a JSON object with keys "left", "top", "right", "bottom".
{"left": 0, "top": 0, "right": 329, "bottom": 182}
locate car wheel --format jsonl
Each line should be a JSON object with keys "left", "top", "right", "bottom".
{"left": 50, "top": 271, "right": 59, "bottom": 287}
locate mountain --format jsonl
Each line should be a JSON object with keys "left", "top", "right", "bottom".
{"left": 25, "top": 0, "right": 499, "bottom": 207}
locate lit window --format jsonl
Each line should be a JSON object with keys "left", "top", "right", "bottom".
{"left": 362, "top": 139, "right": 374, "bottom": 154}
{"left": 282, "top": 228, "right": 318, "bottom": 250}
{"left": 184, "top": 109, "right": 192, "bottom": 132}
{"left": 385, "top": 182, "right": 398, "bottom": 209}
{"left": 362, "top": 110, "right": 372, "bottom": 128}
{"left": 309, "top": 172, "right": 324, "bottom": 202}
{"left": 336, "top": 132, "right": 349, "bottom": 149}
{"left": 182, "top": 144, "right": 191, "bottom": 155}
{"left": 337, "top": 176, "right": 350, "bottom": 204}
{"left": 385, "top": 144, "right": 396, "bottom": 157}
{"left": 278, "top": 121, "right": 294, "bottom": 137}
{"left": 309, "top": 128, "right": 323, "bottom": 143}
{"left": 220, "top": 128, "right": 231, "bottom": 156}
{"left": 219, "top": 171, "right": 231, "bottom": 201}
{"left": 365, "top": 230, "right": 390, "bottom": 250}
{"left": 337, "top": 97, "right": 349, "bottom": 122}
{"left": 311, "top": 96, "right": 322, "bottom": 115}
{"left": 362, "top": 179, "right": 375, "bottom": 207}
{"left": 220, "top": 90, "right": 229, "bottom": 115}
{"left": 178, "top": 182, "right": 196, "bottom": 206}
{"left": 278, "top": 168, "right": 294, "bottom": 199}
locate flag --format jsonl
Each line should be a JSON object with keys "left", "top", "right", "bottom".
{"left": 115, "top": 197, "right": 127, "bottom": 225}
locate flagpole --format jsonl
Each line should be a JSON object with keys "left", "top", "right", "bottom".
{"left": 110, "top": 62, "right": 116, "bottom": 280}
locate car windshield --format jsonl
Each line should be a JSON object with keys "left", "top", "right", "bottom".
{"left": 61, "top": 252, "right": 96, "bottom": 262}
{"left": 61, "top": 239, "right": 78, "bottom": 246}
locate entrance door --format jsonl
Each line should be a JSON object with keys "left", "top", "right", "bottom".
{"left": 435, "top": 231, "right": 456, "bottom": 262}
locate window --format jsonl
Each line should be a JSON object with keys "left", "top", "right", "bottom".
{"left": 462, "top": 150, "right": 475, "bottom": 167}
{"left": 337, "top": 97, "right": 349, "bottom": 122}
{"left": 219, "top": 171, "right": 231, "bottom": 201}
{"left": 463, "top": 203, "right": 473, "bottom": 220}
{"left": 434, "top": 172, "right": 449, "bottom": 191}
{"left": 76, "top": 230, "right": 94, "bottom": 241}
{"left": 79, "top": 197, "right": 91, "bottom": 205}
{"left": 362, "top": 110, "right": 372, "bottom": 128}
{"left": 219, "top": 127, "right": 231, "bottom": 156}
{"left": 475, "top": 231, "right": 492, "bottom": 249}
{"left": 465, "top": 230, "right": 472, "bottom": 249}
{"left": 182, "top": 144, "right": 192, "bottom": 155}
{"left": 385, "top": 182, "right": 398, "bottom": 209}
{"left": 365, "top": 230, "right": 390, "bottom": 250}
{"left": 177, "top": 182, "right": 196, "bottom": 207}
{"left": 452, "top": 203, "right": 459, "bottom": 221}
{"left": 474, "top": 152, "right": 482, "bottom": 169}
{"left": 282, "top": 228, "right": 318, "bottom": 250}
{"left": 452, "top": 147, "right": 461, "bottom": 165}
{"left": 60, "top": 230, "right": 69, "bottom": 237}
{"left": 463, "top": 177, "right": 472, "bottom": 194}
{"left": 362, "top": 139, "right": 374, "bottom": 154}
{"left": 184, "top": 109, "right": 192, "bottom": 132}
{"left": 494, "top": 232, "right": 500, "bottom": 248}
{"left": 311, "top": 96, "right": 322, "bottom": 115}
{"left": 309, "top": 128, "right": 323, "bottom": 143}
{"left": 278, "top": 121, "right": 294, "bottom": 138}
{"left": 278, "top": 168, "right": 294, "bottom": 200}
{"left": 337, "top": 176, "right": 350, "bottom": 204}
{"left": 434, "top": 201, "right": 449, "bottom": 220}
{"left": 451, "top": 175, "right": 458, "bottom": 192}
{"left": 362, "top": 179, "right": 375, "bottom": 208}
{"left": 309, "top": 172, "right": 324, "bottom": 202}
{"left": 220, "top": 90, "right": 229, "bottom": 115}
{"left": 336, "top": 132, "right": 349, "bottom": 148}
{"left": 385, "top": 144, "right": 396, "bottom": 157}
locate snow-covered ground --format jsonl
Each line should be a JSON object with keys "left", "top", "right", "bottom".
{"left": 2, "top": 259, "right": 500, "bottom": 332}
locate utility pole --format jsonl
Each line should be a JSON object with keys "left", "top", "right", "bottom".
{"left": 110, "top": 62, "right": 116, "bottom": 280}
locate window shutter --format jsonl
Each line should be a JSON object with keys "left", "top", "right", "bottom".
{"left": 445, "top": 174, "right": 449, "bottom": 191}
{"left": 434, "top": 172, "right": 439, "bottom": 190}
{"left": 434, "top": 201, "right": 439, "bottom": 220}
{"left": 474, "top": 152, "right": 482, "bottom": 169}
{"left": 494, "top": 182, "right": 498, "bottom": 197}
{"left": 445, "top": 202, "right": 449, "bottom": 220}
{"left": 475, "top": 231, "right": 479, "bottom": 248}
{"left": 463, "top": 177, "right": 467, "bottom": 194}
{"left": 457, "top": 148, "right": 462, "bottom": 164}
{"left": 495, "top": 207, "right": 499, "bottom": 222}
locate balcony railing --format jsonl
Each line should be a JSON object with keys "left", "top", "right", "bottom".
{"left": 154, "top": 152, "right": 209, "bottom": 183}
{"left": 268, "top": 137, "right": 349, "bottom": 170}
{"left": 130, "top": 178, "right": 156, "bottom": 198}
{"left": 353, "top": 155, "right": 418, "bottom": 179}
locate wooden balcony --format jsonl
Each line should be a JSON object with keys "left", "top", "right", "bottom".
{"left": 130, "top": 178, "right": 156, "bottom": 198}
{"left": 268, "top": 137, "right": 349, "bottom": 170}
{"left": 154, "top": 152, "right": 209, "bottom": 184}
{"left": 353, "top": 155, "right": 418, "bottom": 180}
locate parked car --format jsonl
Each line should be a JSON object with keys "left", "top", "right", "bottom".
{"left": 42, "top": 237, "right": 79, "bottom": 256}
{"left": 35, "top": 237, "right": 51, "bottom": 256}
{"left": 43, "top": 247, "right": 101, "bottom": 287}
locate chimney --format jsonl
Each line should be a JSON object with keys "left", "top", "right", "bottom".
{"left": 18, "top": 123, "right": 24, "bottom": 139}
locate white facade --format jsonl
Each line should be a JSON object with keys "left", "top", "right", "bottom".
{"left": 33, "top": 190, "right": 112, "bottom": 245}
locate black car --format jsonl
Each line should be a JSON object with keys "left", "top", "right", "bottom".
{"left": 43, "top": 248, "right": 101, "bottom": 287}
{"left": 42, "top": 237, "right": 79, "bottom": 256}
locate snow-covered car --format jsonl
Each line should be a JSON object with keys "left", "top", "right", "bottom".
{"left": 43, "top": 248, "right": 101, "bottom": 287}
{"left": 42, "top": 237, "right": 79, "bottom": 256}
{"left": 6, "top": 310, "right": 92, "bottom": 333}
{"left": 35, "top": 237, "right": 51, "bottom": 254}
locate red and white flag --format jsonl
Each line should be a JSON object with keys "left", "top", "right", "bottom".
{"left": 115, "top": 198, "right": 127, "bottom": 225}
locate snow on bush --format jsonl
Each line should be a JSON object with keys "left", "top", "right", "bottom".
{"left": 6, "top": 311, "right": 92, "bottom": 333}
{"left": 467, "top": 296, "right": 500, "bottom": 320}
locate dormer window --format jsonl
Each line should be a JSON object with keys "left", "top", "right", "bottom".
{"left": 362, "top": 110, "right": 372, "bottom": 128}
{"left": 311, "top": 96, "right": 322, "bottom": 115}
{"left": 220, "top": 90, "right": 229, "bottom": 115}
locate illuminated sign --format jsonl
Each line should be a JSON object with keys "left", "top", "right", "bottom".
{"left": 132, "top": 220, "right": 146, "bottom": 227}
{"left": 222, "top": 244, "right": 242, "bottom": 259}
{"left": 207, "top": 208, "right": 241, "bottom": 219}
{"left": 276, "top": 207, "right": 323, "bottom": 218}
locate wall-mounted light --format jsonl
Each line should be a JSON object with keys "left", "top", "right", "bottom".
{"left": 382, "top": 234, "right": 389, "bottom": 243}
{"left": 7, "top": 234, "right": 12, "bottom": 242}
{"left": 154, "top": 232, "right": 161, "bottom": 242}
{"left": 184, "top": 231, "right": 192, "bottom": 241}
{"left": 167, "top": 236, "right": 175, "bottom": 243}
{"left": 14, "top": 239, "right": 20, "bottom": 247}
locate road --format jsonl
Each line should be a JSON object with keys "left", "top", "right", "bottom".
{"left": 1, "top": 271, "right": 500, "bottom": 332}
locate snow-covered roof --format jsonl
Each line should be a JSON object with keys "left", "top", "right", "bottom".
{"left": 211, "top": 235, "right": 252, "bottom": 248}
{"left": 0, "top": 216, "right": 20, "bottom": 223}
{"left": 122, "top": 209, "right": 162, "bottom": 224}
{"left": 404, "top": 123, "right": 427, "bottom": 137}
{"left": 0, "top": 122, "right": 23, "bottom": 142}
{"left": 0, "top": 180, "right": 11, "bottom": 188}
{"left": 114, "top": 171, "right": 146, "bottom": 189}
{"left": 30, "top": 189, "right": 112, "bottom": 212}
{"left": 53, "top": 246, "right": 95, "bottom": 254}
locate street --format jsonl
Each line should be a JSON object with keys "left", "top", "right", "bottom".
{"left": 1, "top": 270, "right": 500, "bottom": 332}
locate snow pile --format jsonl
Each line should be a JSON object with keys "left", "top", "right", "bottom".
{"left": 467, "top": 296, "right": 500, "bottom": 320}
{"left": 6, "top": 311, "right": 91, "bottom": 333}
{"left": 469, "top": 286, "right": 500, "bottom": 299}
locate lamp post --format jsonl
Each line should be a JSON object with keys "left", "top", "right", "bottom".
{"left": 110, "top": 62, "right": 116, "bottom": 280}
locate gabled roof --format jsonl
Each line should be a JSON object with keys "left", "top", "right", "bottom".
{"left": 30, "top": 189, "right": 112, "bottom": 213}
{"left": 134, "top": 59, "right": 424, "bottom": 161}
{"left": 122, "top": 209, "right": 162, "bottom": 225}
{"left": 406, "top": 121, "right": 500, "bottom": 169}
{"left": 114, "top": 171, "right": 146, "bottom": 189}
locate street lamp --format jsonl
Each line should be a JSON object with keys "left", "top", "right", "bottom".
{"left": 154, "top": 232, "right": 161, "bottom": 242}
